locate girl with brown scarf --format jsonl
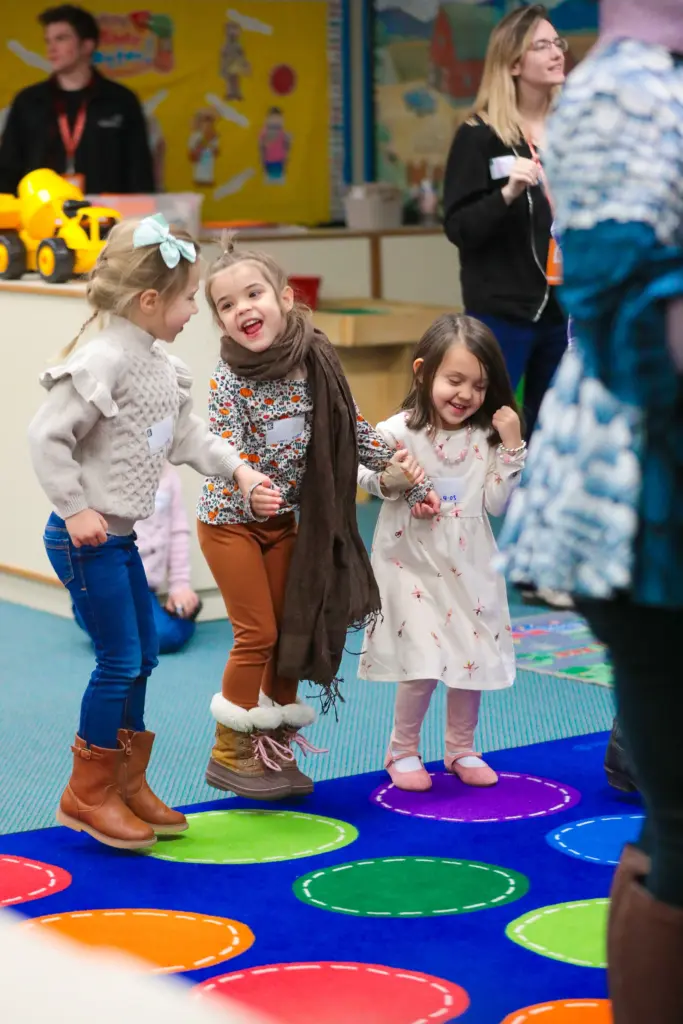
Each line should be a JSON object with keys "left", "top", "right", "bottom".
{"left": 195, "top": 235, "right": 430, "bottom": 801}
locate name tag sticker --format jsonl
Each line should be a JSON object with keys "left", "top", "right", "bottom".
{"left": 146, "top": 415, "right": 174, "bottom": 454}
{"left": 435, "top": 477, "right": 460, "bottom": 503}
{"left": 489, "top": 155, "right": 515, "bottom": 181}
{"left": 266, "top": 414, "right": 305, "bottom": 445}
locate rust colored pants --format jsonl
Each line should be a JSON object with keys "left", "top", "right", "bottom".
{"left": 197, "top": 513, "right": 299, "bottom": 710}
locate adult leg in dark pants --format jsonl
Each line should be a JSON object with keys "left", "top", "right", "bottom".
{"left": 577, "top": 596, "right": 683, "bottom": 1024}
{"left": 466, "top": 313, "right": 567, "bottom": 440}
{"left": 522, "top": 319, "right": 568, "bottom": 439}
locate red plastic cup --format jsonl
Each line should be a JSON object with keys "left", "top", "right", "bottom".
{"left": 289, "top": 274, "right": 321, "bottom": 309}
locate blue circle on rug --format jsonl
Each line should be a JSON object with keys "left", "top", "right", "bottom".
{"left": 546, "top": 814, "right": 644, "bottom": 866}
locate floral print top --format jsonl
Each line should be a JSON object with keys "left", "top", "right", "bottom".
{"left": 196, "top": 361, "right": 424, "bottom": 526}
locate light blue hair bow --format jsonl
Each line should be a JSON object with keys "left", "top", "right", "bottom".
{"left": 132, "top": 213, "right": 197, "bottom": 269}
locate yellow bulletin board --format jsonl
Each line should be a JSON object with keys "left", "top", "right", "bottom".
{"left": 0, "top": 1, "right": 346, "bottom": 224}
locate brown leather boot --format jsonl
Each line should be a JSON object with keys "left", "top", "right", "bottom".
{"left": 118, "top": 730, "right": 188, "bottom": 834}
{"left": 57, "top": 736, "right": 156, "bottom": 850}
{"left": 205, "top": 696, "right": 291, "bottom": 800}
{"left": 608, "top": 845, "right": 683, "bottom": 1022}
{"left": 258, "top": 694, "right": 325, "bottom": 796}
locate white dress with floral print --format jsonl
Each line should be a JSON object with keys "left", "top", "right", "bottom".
{"left": 358, "top": 413, "right": 525, "bottom": 691}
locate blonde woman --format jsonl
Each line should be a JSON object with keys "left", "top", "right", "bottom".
{"left": 443, "top": 4, "right": 566, "bottom": 442}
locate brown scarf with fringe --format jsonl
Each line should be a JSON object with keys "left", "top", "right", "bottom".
{"left": 221, "top": 319, "right": 381, "bottom": 706}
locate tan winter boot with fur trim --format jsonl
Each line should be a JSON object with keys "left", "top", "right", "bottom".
{"left": 259, "top": 694, "right": 327, "bottom": 796}
{"left": 205, "top": 696, "right": 292, "bottom": 800}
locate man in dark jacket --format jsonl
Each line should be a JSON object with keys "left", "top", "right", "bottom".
{"left": 0, "top": 5, "right": 155, "bottom": 194}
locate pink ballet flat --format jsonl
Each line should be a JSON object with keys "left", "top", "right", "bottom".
{"left": 385, "top": 752, "right": 432, "bottom": 792}
{"left": 445, "top": 751, "right": 498, "bottom": 788}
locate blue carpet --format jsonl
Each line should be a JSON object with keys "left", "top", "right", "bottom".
{"left": 1, "top": 733, "right": 641, "bottom": 1023}
{"left": 0, "top": 599, "right": 614, "bottom": 835}
{"left": 0, "top": 502, "right": 615, "bottom": 835}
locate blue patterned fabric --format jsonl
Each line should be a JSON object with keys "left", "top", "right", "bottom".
{"left": 498, "top": 40, "right": 683, "bottom": 607}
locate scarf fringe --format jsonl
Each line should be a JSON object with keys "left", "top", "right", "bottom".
{"left": 306, "top": 678, "right": 346, "bottom": 719}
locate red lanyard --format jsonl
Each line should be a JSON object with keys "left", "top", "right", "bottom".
{"left": 57, "top": 99, "right": 88, "bottom": 175}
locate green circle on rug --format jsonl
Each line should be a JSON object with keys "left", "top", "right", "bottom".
{"left": 506, "top": 899, "right": 609, "bottom": 968}
{"left": 294, "top": 856, "right": 528, "bottom": 917}
{"left": 145, "top": 810, "right": 358, "bottom": 865}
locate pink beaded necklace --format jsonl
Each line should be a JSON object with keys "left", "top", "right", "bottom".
{"left": 433, "top": 424, "right": 472, "bottom": 465}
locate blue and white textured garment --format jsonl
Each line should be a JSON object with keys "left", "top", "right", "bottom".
{"left": 499, "top": 344, "right": 642, "bottom": 597}
{"left": 498, "top": 39, "right": 683, "bottom": 606}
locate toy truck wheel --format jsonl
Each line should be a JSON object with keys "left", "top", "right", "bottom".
{"left": 0, "top": 232, "right": 27, "bottom": 280}
{"left": 37, "top": 238, "right": 75, "bottom": 284}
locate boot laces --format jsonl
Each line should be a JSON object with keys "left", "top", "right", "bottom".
{"left": 285, "top": 728, "right": 329, "bottom": 757}
{"left": 251, "top": 733, "right": 290, "bottom": 772}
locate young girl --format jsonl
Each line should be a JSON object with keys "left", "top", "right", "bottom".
{"left": 27, "top": 215, "right": 268, "bottom": 851}
{"left": 358, "top": 313, "right": 526, "bottom": 792}
{"left": 196, "top": 235, "right": 427, "bottom": 801}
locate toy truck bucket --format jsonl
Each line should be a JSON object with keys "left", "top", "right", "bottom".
{"left": 0, "top": 195, "right": 21, "bottom": 231}
{"left": 18, "top": 169, "right": 84, "bottom": 238}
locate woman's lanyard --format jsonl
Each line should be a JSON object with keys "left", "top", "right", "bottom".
{"left": 56, "top": 87, "right": 90, "bottom": 189}
{"left": 525, "top": 136, "right": 563, "bottom": 286}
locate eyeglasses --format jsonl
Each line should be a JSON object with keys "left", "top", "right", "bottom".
{"left": 529, "top": 37, "right": 569, "bottom": 53}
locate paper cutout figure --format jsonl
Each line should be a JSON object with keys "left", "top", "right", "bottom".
{"left": 188, "top": 108, "right": 220, "bottom": 187}
{"left": 259, "top": 107, "right": 291, "bottom": 184}
{"left": 220, "top": 18, "right": 251, "bottom": 101}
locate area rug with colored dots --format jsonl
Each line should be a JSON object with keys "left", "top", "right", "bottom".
{"left": 0, "top": 732, "right": 642, "bottom": 1024}
{"left": 512, "top": 614, "right": 613, "bottom": 688}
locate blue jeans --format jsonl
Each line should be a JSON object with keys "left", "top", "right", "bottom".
{"left": 43, "top": 513, "right": 159, "bottom": 749}
{"left": 74, "top": 591, "right": 195, "bottom": 654}
{"left": 468, "top": 312, "right": 568, "bottom": 439}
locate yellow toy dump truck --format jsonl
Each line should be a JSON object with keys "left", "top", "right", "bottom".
{"left": 0, "top": 169, "right": 120, "bottom": 284}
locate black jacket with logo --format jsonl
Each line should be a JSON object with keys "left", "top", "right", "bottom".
{"left": 0, "top": 69, "right": 155, "bottom": 195}
{"left": 443, "top": 117, "right": 562, "bottom": 324}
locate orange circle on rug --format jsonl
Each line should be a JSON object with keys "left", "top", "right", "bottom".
{"left": 195, "top": 961, "right": 470, "bottom": 1023}
{"left": 24, "top": 909, "right": 254, "bottom": 974}
{"left": 0, "top": 855, "right": 71, "bottom": 907}
{"left": 500, "top": 999, "right": 612, "bottom": 1023}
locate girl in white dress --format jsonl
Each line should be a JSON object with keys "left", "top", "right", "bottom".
{"left": 358, "top": 314, "right": 526, "bottom": 792}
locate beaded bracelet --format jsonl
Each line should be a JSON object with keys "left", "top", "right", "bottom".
{"left": 497, "top": 440, "right": 527, "bottom": 456}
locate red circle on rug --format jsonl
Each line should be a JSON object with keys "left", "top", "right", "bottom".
{"left": 195, "top": 961, "right": 470, "bottom": 1023}
{"left": 270, "top": 64, "right": 296, "bottom": 96}
{"left": 0, "top": 855, "right": 72, "bottom": 907}
{"left": 500, "top": 999, "right": 612, "bottom": 1022}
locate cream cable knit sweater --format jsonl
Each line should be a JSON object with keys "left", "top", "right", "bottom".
{"left": 28, "top": 316, "right": 242, "bottom": 536}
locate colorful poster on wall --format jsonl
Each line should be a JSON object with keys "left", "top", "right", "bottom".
{"left": 0, "top": 1, "right": 346, "bottom": 224}
{"left": 373, "top": 0, "right": 599, "bottom": 200}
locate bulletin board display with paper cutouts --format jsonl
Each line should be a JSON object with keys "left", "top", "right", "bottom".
{"left": 0, "top": 1, "right": 345, "bottom": 224}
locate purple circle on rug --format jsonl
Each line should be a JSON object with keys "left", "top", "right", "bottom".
{"left": 370, "top": 772, "right": 581, "bottom": 823}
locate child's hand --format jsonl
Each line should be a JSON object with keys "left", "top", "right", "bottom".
{"left": 492, "top": 406, "right": 523, "bottom": 449}
{"left": 234, "top": 465, "right": 283, "bottom": 518}
{"left": 166, "top": 586, "right": 200, "bottom": 618}
{"left": 410, "top": 490, "right": 441, "bottom": 519}
{"left": 66, "top": 509, "right": 108, "bottom": 547}
{"left": 251, "top": 480, "right": 283, "bottom": 518}
{"left": 380, "top": 448, "right": 425, "bottom": 495}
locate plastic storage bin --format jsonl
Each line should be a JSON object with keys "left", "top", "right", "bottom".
{"left": 85, "top": 193, "right": 205, "bottom": 238}
{"left": 343, "top": 183, "right": 403, "bottom": 231}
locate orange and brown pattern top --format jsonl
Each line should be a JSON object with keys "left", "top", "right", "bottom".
{"left": 196, "top": 361, "right": 397, "bottom": 526}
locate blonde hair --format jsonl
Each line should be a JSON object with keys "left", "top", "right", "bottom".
{"left": 60, "top": 218, "right": 200, "bottom": 358}
{"left": 470, "top": 4, "right": 559, "bottom": 147}
{"left": 205, "top": 231, "right": 310, "bottom": 346}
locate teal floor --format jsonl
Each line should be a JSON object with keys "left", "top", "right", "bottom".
{"left": 0, "top": 504, "right": 615, "bottom": 835}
